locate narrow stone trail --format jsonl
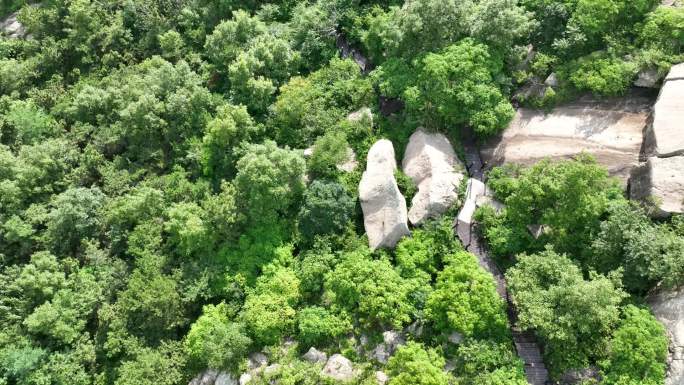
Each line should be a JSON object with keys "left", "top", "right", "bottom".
{"left": 335, "top": 33, "right": 549, "bottom": 384}
{"left": 457, "top": 129, "right": 549, "bottom": 385}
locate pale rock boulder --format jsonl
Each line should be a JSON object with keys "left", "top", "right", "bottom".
{"left": 631, "top": 156, "right": 684, "bottom": 217}
{"left": 238, "top": 373, "right": 251, "bottom": 385}
{"left": 375, "top": 371, "right": 389, "bottom": 385}
{"left": 649, "top": 287, "right": 684, "bottom": 385}
{"left": 359, "top": 139, "right": 410, "bottom": 249}
{"left": 648, "top": 63, "right": 684, "bottom": 158}
{"left": 456, "top": 179, "right": 487, "bottom": 247}
{"left": 402, "top": 128, "right": 465, "bottom": 225}
{"left": 321, "top": 354, "right": 356, "bottom": 382}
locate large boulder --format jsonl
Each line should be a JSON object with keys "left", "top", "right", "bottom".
{"left": 359, "top": 139, "right": 410, "bottom": 249}
{"left": 481, "top": 91, "right": 653, "bottom": 182}
{"left": 402, "top": 128, "right": 465, "bottom": 225}
{"left": 214, "top": 372, "right": 238, "bottom": 385}
{"left": 649, "top": 287, "right": 684, "bottom": 385}
{"left": 321, "top": 354, "right": 355, "bottom": 382}
{"left": 648, "top": 64, "right": 684, "bottom": 158}
{"left": 456, "top": 179, "right": 486, "bottom": 247}
{"left": 630, "top": 156, "right": 684, "bottom": 217}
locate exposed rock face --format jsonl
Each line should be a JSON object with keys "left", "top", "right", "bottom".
{"left": 631, "top": 156, "right": 684, "bottom": 217}
{"left": 649, "top": 287, "right": 684, "bottom": 385}
{"left": 649, "top": 64, "right": 684, "bottom": 158}
{"left": 0, "top": 12, "right": 27, "bottom": 39}
{"left": 402, "top": 128, "right": 465, "bottom": 225}
{"left": 481, "top": 92, "right": 654, "bottom": 182}
{"left": 303, "top": 347, "right": 327, "bottom": 363}
{"left": 631, "top": 64, "right": 684, "bottom": 217}
{"left": 359, "top": 139, "right": 410, "bottom": 249}
{"left": 321, "top": 354, "right": 355, "bottom": 382}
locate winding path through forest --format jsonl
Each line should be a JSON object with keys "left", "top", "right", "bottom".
{"left": 458, "top": 129, "right": 549, "bottom": 385}
{"left": 336, "top": 33, "right": 549, "bottom": 385}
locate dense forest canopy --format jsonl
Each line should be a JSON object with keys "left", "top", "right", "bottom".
{"left": 0, "top": 1, "right": 683, "bottom": 385}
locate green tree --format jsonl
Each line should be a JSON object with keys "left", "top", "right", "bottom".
{"left": 426, "top": 252, "right": 509, "bottom": 341}
{"left": 506, "top": 248, "right": 627, "bottom": 376}
{"left": 324, "top": 250, "right": 414, "bottom": 328}
{"left": 386, "top": 342, "right": 450, "bottom": 385}
{"left": 234, "top": 141, "right": 306, "bottom": 227}
{"left": 297, "top": 306, "right": 351, "bottom": 347}
{"left": 297, "top": 181, "right": 354, "bottom": 242}
{"left": 44, "top": 187, "right": 105, "bottom": 256}
{"left": 601, "top": 305, "right": 668, "bottom": 385}
{"left": 185, "top": 302, "right": 251, "bottom": 370}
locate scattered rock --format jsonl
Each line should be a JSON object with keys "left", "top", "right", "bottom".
{"left": 545, "top": 72, "right": 559, "bottom": 88}
{"left": 630, "top": 156, "right": 684, "bottom": 217}
{"left": 189, "top": 370, "right": 219, "bottom": 385}
{"left": 337, "top": 147, "right": 358, "bottom": 173}
{"left": 238, "top": 373, "right": 251, "bottom": 385}
{"left": 448, "top": 332, "right": 464, "bottom": 345}
{"left": 648, "top": 63, "right": 684, "bottom": 158}
{"left": 635, "top": 67, "right": 662, "bottom": 88}
{"left": 402, "top": 128, "right": 465, "bottom": 225}
{"left": 248, "top": 352, "right": 268, "bottom": 370}
{"left": 263, "top": 364, "right": 280, "bottom": 376}
{"left": 375, "top": 371, "right": 389, "bottom": 385}
{"left": 303, "top": 347, "right": 327, "bottom": 363}
{"left": 650, "top": 287, "right": 684, "bottom": 385}
{"left": 558, "top": 367, "right": 602, "bottom": 385}
{"left": 0, "top": 12, "right": 27, "bottom": 39}
{"left": 405, "top": 320, "right": 424, "bottom": 338}
{"left": 527, "top": 224, "right": 545, "bottom": 239}
{"left": 348, "top": 107, "right": 373, "bottom": 125}
{"left": 359, "top": 139, "right": 410, "bottom": 250}
{"left": 371, "top": 331, "right": 406, "bottom": 364}
{"left": 215, "top": 372, "right": 237, "bottom": 385}
{"left": 303, "top": 147, "right": 314, "bottom": 157}
{"left": 482, "top": 91, "right": 653, "bottom": 183}
{"left": 321, "top": 354, "right": 355, "bottom": 382}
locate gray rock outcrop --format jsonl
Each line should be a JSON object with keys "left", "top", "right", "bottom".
{"left": 402, "top": 128, "right": 465, "bottom": 225}
{"left": 482, "top": 91, "right": 653, "bottom": 182}
{"left": 359, "top": 139, "right": 410, "bottom": 249}
{"left": 630, "top": 156, "right": 684, "bottom": 217}
{"left": 371, "top": 331, "right": 406, "bottom": 364}
{"left": 0, "top": 12, "right": 27, "bottom": 39}
{"left": 303, "top": 347, "right": 327, "bottom": 363}
{"left": 189, "top": 370, "right": 219, "bottom": 385}
{"left": 635, "top": 67, "right": 663, "bottom": 88}
{"left": 649, "top": 287, "right": 684, "bottom": 385}
{"left": 214, "top": 372, "right": 238, "bottom": 385}
{"left": 321, "top": 354, "right": 355, "bottom": 382}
